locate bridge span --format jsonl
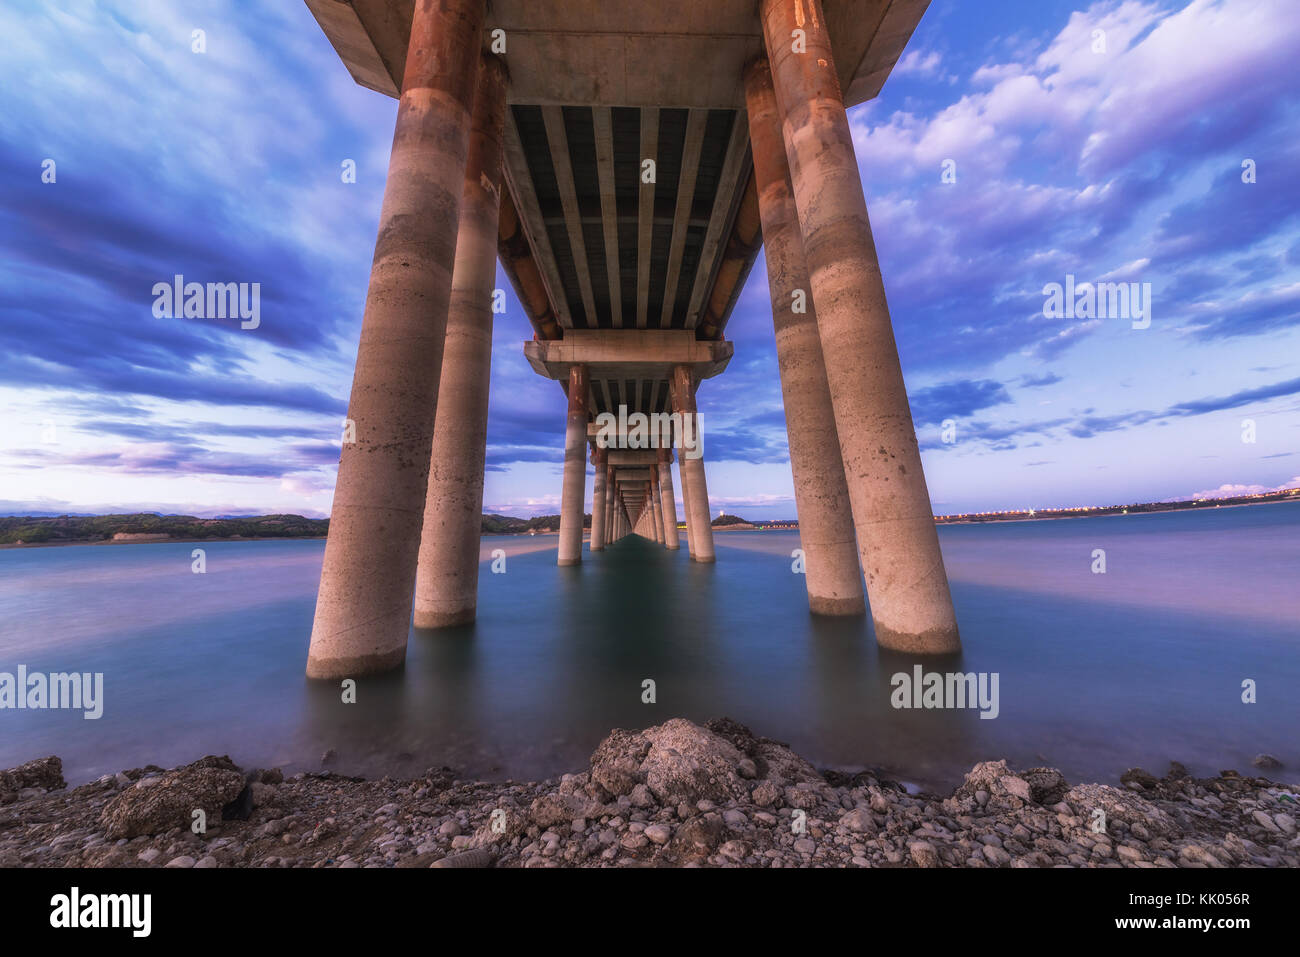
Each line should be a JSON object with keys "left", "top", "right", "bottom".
{"left": 303, "top": 0, "right": 960, "bottom": 679}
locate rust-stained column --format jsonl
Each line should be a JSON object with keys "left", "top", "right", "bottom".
{"left": 649, "top": 471, "right": 664, "bottom": 544}
{"left": 590, "top": 446, "right": 608, "bottom": 551}
{"left": 604, "top": 469, "right": 615, "bottom": 543}
{"left": 657, "top": 447, "right": 680, "bottom": 550}
{"left": 307, "top": 0, "right": 486, "bottom": 679}
{"left": 745, "top": 56, "right": 864, "bottom": 617}
{"left": 413, "top": 53, "right": 508, "bottom": 630}
{"left": 760, "top": 0, "right": 960, "bottom": 653}
{"left": 671, "top": 364, "right": 715, "bottom": 563}
{"left": 558, "top": 364, "right": 590, "bottom": 565}
{"left": 678, "top": 459, "right": 696, "bottom": 558}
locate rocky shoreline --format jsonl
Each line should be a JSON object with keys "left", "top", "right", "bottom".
{"left": 2, "top": 718, "right": 1295, "bottom": 868}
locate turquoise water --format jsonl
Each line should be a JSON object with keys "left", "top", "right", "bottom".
{"left": 1, "top": 502, "right": 1297, "bottom": 790}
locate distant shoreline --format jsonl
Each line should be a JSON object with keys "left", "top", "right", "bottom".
{"left": 1, "top": 490, "right": 1296, "bottom": 550}
{"left": 933, "top": 489, "right": 1300, "bottom": 525}
{"left": 0, "top": 530, "right": 570, "bottom": 551}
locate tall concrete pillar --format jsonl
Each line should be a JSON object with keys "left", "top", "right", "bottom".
{"left": 307, "top": 0, "right": 486, "bottom": 679}
{"left": 590, "top": 446, "right": 607, "bottom": 552}
{"left": 413, "top": 52, "right": 508, "bottom": 630}
{"left": 760, "top": 0, "right": 960, "bottom": 653}
{"left": 678, "top": 459, "right": 696, "bottom": 558}
{"left": 649, "top": 473, "right": 664, "bottom": 544}
{"left": 609, "top": 474, "right": 616, "bottom": 542}
{"left": 671, "top": 364, "right": 715, "bottom": 563}
{"left": 744, "top": 56, "right": 864, "bottom": 617}
{"left": 602, "top": 465, "right": 614, "bottom": 546}
{"left": 557, "top": 364, "right": 590, "bottom": 565}
{"left": 657, "top": 448, "right": 680, "bottom": 550}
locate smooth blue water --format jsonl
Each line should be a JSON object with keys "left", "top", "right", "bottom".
{"left": 1, "top": 502, "right": 1297, "bottom": 790}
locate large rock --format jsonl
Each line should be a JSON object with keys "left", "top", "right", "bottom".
{"left": 1021, "top": 768, "right": 1069, "bottom": 805}
{"left": 1062, "top": 783, "right": 1176, "bottom": 837}
{"left": 588, "top": 728, "right": 651, "bottom": 799}
{"left": 100, "top": 756, "right": 245, "bottom": 839}
{"left": 955, "top": 759, "right": 1068, "bottom": 808}
{"left": 641, "top": 719, "right": 750, "bottom": 806}
{"left": 588, "top": 718, "right": 840, "bottom": 809}
{"left": 0, "top": 756, "right": 65, "bottom": 801}
{"left": 704, "top": 717, "right": 824, "bottom": 788}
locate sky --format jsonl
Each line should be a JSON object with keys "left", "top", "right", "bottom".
{"left": 0, "top": 0, "right": 1297, "bottom": 520}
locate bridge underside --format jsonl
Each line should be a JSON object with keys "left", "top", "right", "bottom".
{"left": 303, "top": 0, "right": 961, "bottom": 680}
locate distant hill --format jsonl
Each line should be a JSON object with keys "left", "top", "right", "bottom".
{"left": 0, "top": 513, "right": 328, "bottom": 545}
{"left": 711, "top": 514, "right": 751, "bottom": 527}
{"left": 481, "top": 513, "right": 589, "bottom": 534}
{"left": 0, "top": 512, "right": 591, "bottom": 545}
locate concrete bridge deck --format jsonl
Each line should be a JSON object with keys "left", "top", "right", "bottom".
{"left": 302, "top": 0, "right": 960, "bottom": 680}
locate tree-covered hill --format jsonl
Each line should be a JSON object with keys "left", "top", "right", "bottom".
{"left": 0, "top": 512, "right": 590, "bottom": 544}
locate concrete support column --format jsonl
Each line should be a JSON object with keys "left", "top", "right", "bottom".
{"left": 603, "top": 466, "right": 615, "bottom": 545}
{"left": 609, "top": 476, "right": 617, "bottom": 541}
{"left": 671, "top": 364, "right": 715, "bottom": 563}
{"left": 307, "top": 0, "right": 486, "bottom": 679}
{"left": 649, "top": 473, "right": 665, "bottom": 544}
{"left": 558, "top": 364, "right": 590, "bottom": 565}
{"left": 590, "top": 446, "right": 607, "bottom": 552}
{"left": 744, "top": 56, "right": 864, "bottom": 617}
{"left": 413, "top": 52, "right": 508, "bottom": 630}
{"left": 760, "top": 0, "right": 960, "bottom": 653}
{"left": 678, "top": 459, "right": 696, "bottom": 558}
{"left": 657, "top": 448, "right": 680, "bottom": 550}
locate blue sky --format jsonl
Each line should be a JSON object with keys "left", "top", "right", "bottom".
{"left": 1, "top": 0, "right": 1297, "bottom": 519}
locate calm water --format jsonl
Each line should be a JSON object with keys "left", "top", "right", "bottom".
{"left": 1, "top": 503, "right": 1297, "bottom": 791}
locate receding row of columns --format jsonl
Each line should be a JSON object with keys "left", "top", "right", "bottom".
{"left": 307, "top": 0, "right": 960, "bottom": 679}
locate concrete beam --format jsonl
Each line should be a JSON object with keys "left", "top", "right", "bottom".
{"left": 502, "top": 109, "right": 572, "bottom": 328}
{"left": 636, "top": 107, "right": 658, "bottom": 329}
{"left": 309, "top": 1, "right": 922, "bottom": 110}
{"left": 525, "top": 329, "right": 732, "bottom": 381}
{"left": 605, "top": 449, "right": 660, "bottom": 466}
{"left": 659, "top": 109, "right": 707, "bottom": 327}
{"left": 685, "top": 110, "right": 751, "bottom": 330}
{"left": 593, "top": 107, "right": 623, "bottom": 329}
{"left": 542, "top": 106, "right": 599, "bottom": 327}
